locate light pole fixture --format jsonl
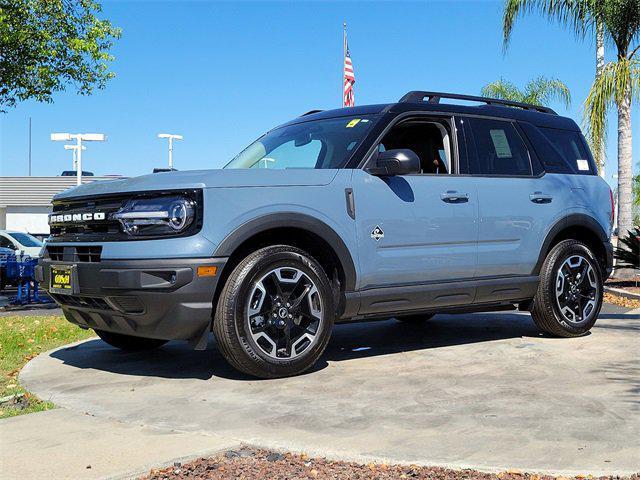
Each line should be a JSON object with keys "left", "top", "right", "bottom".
{"left": 158, "top": 133, "right": 183, "bottom": 169}
{"left": 51, "top": 133, "right": 106, "bottom": 185}
{"left": 63, "top": 144, "right": 86, "bottom": 171}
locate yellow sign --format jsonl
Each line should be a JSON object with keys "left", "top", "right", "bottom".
{"left": 346, "top": 119, "right": 361, "bottom": 128}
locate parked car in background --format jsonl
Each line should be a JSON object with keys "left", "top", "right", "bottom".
{"left": 61, "top": 170, "right": 94, "bottom": 177}
{"left": 39, "top": 91, "right": 613, "bottom": 379}
{"left": 0, "top": 230, "right": 44, "bottom": 258}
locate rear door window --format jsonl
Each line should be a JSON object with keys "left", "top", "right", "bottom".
{"left": 467, "top": 118, "right": 532, "bottom": 176}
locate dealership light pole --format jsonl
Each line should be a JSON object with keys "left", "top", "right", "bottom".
{"left": 64, "top": 144, "right": 86, "bottom": 172}
{"left": 51, "top": 133, "right": 106, "bottom": 185}
{"left": 158, "top": 133, "right": 183, "bottom": 169}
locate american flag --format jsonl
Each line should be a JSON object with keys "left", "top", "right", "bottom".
{"left": 343, "top": 24, "right": 355, "bottom": 107}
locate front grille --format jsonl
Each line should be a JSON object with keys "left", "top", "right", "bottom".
{"left": 51, "top": 294, "right": 113, "bottom": 310}
{"left": 49, "top": 196, "right": 126, "bottom": 240}
{"left": 47, "top": 246, "right": 102, "bottom": 262}
{"left": 49, "top": 190, "right": 203, "bottom": 242}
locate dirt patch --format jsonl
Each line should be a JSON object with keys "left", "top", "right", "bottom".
{"left": 140, "top": 447, "right": 640, "bottom": 480}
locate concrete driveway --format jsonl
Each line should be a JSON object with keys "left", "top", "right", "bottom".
{"left": 19, "top": 305, "right": 640, "bottom": 476}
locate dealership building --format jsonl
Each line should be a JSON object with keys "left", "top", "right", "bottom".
{"left": 0, "top": 176, "right": 117, "bottom": 237}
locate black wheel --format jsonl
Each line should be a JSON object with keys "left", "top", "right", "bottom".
{"left": 95, "top": 330, "right": 168, "bottom": 351}
{"left": 213, "top": 245, "right": 335, "bottom": 379}
{"left": 396, "top": 313, "right": 435, "bottom": 323}
{"left": 531, "top": 239, "right": 603, "bottom": 337}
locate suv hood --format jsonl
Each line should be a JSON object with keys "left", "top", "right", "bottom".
{"left": 54, "top": 168, "right": 339, "bottom": 200}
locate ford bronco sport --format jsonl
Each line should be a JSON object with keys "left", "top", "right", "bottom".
{"left": 38, "top": 91, "right": 614, "bottom": 378}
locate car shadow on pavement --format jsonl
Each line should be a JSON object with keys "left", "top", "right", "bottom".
{"left": 592, "top": 313, "right": 640, "bottom": 333}
{"left": 324, "top": 312, "right": 542, "bottom": 362}
{"left": 49, "top": 312, "right": 542, "bottom": 381}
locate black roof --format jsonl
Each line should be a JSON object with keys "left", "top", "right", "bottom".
{"left": 284, "top": 91, "right": 579, "bottom": 131}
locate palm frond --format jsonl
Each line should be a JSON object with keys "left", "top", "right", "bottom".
{"left": 585, "top": 128, "right": 607, "bottom": 173}
{"left": 481, "top": 78, "right": 526, "bottom": 102}
{"left": 613, "top": 227, "right": 640, "bottom": 269}
{"left": 584, "top": 58, "right": 640, "bottom": 156}
{"left": 596, "top": 0, "right": 640, "bottom": 56}
{"left": 481, "top": 76, "right": 571, "bottom": 108}
{"left": 503, "top": 0, "right": 595, "bottom": 51}
{"left": 524, "top": 76, "right": 572, "bottom": 107}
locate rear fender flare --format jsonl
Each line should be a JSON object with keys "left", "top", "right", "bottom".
{"left": 533, "top": 213, "right": 608, "bottom": 275}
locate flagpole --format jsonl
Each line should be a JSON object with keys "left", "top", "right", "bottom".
{"left": 343, "top": 22, "right": 346, "bottom": 107}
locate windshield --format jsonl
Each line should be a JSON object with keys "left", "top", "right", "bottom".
{"left": 9, "top": 232, "right": 43, "bottom": 247}
{"left": 224, "top": 115, "right": 378, "bottom": 169}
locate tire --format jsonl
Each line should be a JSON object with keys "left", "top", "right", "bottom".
{"left": 396, "top": 313, "right": 435, "bottom": 323}
{"left": 95, "top": 330, "right": 168, "bottom": 351}
{"left": 213, "top": 245, "right": 335, "bottom": 379}
{"left": 531, "top": 239, "right": 604, "bottom": 337}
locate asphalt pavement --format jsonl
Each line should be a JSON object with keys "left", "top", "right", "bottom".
{"left": 3, "top": 304, "right": 638, "bottom": 479}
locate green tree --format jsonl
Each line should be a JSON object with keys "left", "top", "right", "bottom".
{"left": 584, "top": 0, "right": 640, "bottom": 278}
{"left": 502, "top": 0, "right": 606, "bottom": 171}
{"left": 0, "top": 0, "right": 121, "bottom": 111}
{"left": 481, "top": 76, "right": 571, "bottom": 108}
{"left": 502, "top": 0, "right": 640, "bottom": 278}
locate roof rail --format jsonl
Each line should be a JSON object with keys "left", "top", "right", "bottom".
{"left": 398, "top": 91, "right": 557, "bottom": 115}
{"left": 300, "top": 109, "right": 323, "bottom": 117}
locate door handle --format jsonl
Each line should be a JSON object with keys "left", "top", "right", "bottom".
{"left": 440, "top": 191, "right": 469, "bottom": 203}
{"left": 529, "top": 192, "right": 553, "bottom": 204}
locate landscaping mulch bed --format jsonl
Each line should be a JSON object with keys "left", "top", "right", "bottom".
{"left": 603, "top": 292, "right": 640, "bottom": 309}
{"left": 604, "top": 276, "right": 640, "bottom": 309}
{"left": 140, "top": 447, "right": 640, "bottom": 480}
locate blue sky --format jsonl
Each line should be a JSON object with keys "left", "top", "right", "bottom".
{"left": 1, "top": 0, "right": 637, "bottom": 187}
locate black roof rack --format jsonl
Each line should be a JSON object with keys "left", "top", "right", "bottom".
{"left": 398, "top": 91, "right": 557, "bottom": 115}
{"left": 300, "top": 109, "right": 323, "bottom": 117}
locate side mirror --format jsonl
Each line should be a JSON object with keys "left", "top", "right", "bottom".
{"left": 369, "top": 149, "right": 421, "bottom": 176}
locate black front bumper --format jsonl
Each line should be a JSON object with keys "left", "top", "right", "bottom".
{"left": 36, "top": 257, "right": 227, "bottom": 343}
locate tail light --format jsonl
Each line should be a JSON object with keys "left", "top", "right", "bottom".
{"left": 609, "top": 188, "right": 615, "bottom": 226}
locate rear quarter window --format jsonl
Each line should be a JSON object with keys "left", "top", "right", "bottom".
{"left": 536, "top": 126, "right": 596, "bottom": 175}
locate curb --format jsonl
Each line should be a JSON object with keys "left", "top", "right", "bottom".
{"left": 106, "top": 444, "right": 240, "bottom": 480}
{"left": 604, "top": 286, "right": 640, "bottom": 301}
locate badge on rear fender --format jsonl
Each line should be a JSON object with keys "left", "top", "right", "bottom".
{"left": 371, "top": 225, "right": 384, "bottom": 241}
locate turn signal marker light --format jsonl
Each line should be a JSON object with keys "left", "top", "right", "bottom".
{"left": 197, "top": 266, "right": 218, "bottom": 277}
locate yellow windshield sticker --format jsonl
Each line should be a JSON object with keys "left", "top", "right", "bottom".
{"left": 346, "top": 119, "right": 361, "bottom": 128}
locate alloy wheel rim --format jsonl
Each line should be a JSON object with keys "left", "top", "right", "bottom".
{"left": 555, "top": 254, "right": 598, "bottom": 324}
{"left": 245, "top": 266, "right": 323, "bottom": 359}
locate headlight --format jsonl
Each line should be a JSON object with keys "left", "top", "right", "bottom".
{"left": 113, "top": 195, "right": 196, "bottom": 237}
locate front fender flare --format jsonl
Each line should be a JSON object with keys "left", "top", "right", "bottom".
{"left": 213, "top": 212, "right": 357, "bottom": 291}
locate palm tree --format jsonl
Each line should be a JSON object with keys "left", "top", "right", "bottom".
{"left": 502, "top": 0, "right": 640, "bottom": 278}
{"left": 502, "top": 0, "right": 606, "bottom": 172}
{"left": 584, "top": 0, "right": 640, "bottom": 278}
{"left": 481, "top": 77, "right": 571, "bottom": 108}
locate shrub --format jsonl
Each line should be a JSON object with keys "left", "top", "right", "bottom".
{"left": 614, "top": 227, "right": 640, "bottom": 270}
